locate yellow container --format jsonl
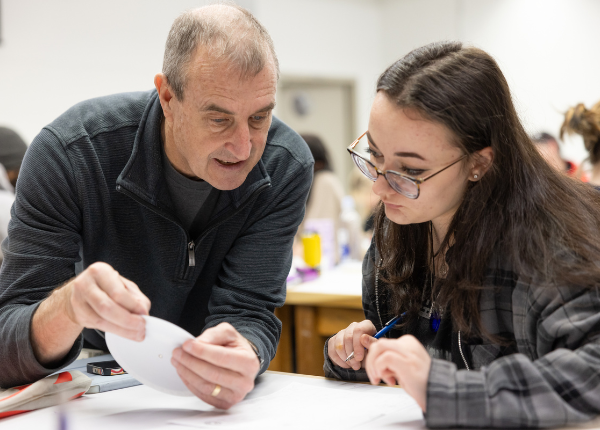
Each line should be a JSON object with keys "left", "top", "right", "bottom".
{"left": 302, "top": 232, "right": 321, "bottom": 268}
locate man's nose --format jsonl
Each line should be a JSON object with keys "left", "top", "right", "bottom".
{"left": 227, "top": 124, "right": 252, "bottom": 160}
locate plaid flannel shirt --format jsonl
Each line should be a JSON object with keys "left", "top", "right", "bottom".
{"left": 324, "top": 243, "right": 600, "bottom": 428}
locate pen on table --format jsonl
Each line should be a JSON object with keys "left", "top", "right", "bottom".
{"left": 344, "top": 312, "right": 406, "bottom": 363}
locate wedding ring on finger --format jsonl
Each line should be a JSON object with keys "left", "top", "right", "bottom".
{"left": 211, "top": 384, "right": 222, "bottom": 397}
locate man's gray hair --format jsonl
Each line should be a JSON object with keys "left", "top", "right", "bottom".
{"left": 162, "top": 4, "right": 279, "bottom": 100}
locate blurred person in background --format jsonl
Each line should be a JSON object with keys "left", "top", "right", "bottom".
{"left": 297, "top": 134, "right": 344, "bottom": 263}
{"left": 0, "top": 127, "right": 28, "bottom": 263}
{"left": 301, "top": 134, "right": 344, "bottom": 226}
{"left": 349, "top": 168, "right": 379, "bottom": 233}
{"left": 531, "top": 132, "right": 578, "bottom": 176}
{"left": 560, "top": 101, "right": 600, "bottom": 189}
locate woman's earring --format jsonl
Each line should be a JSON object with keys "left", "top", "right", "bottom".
{"left": 473, "top": 174, "right": 479, "bottom": 179}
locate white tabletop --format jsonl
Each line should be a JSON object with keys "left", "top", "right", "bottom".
{"left": 4, "top": 369, "right": 600, "bottom": 429}
{"left": 1, "top": 371, "right": 424, "bottom": 430}
{"left": 287, "top": 260, "right": 363, "bottom": 296}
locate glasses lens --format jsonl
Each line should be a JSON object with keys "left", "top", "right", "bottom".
{"left": 351, "top": 153, "right": 377, "bottom": 181}
{"left": 386, "top": 173, "right": 419, "bottom": 199}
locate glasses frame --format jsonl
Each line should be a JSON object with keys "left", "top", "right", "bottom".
{"left": 347, "top": 131, "right": 467, "bottom": 199}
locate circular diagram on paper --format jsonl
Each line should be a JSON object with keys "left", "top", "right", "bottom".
{"left": 106, "top": 315, "right": 195, "bottom": 396}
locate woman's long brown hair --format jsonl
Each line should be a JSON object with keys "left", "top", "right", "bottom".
{"left": 373, "top": 41, "right": 600, "bottom": 340}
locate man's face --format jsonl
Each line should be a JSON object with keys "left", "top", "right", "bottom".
{"left": 160, "top": 48, "right": 277, "bottom": 190}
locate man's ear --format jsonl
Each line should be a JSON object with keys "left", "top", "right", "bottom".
{"left": 154, "top": 73, "right": 175, "bottom": 120}
{"left": 470, "top": 146, "right": 494, "bottom": 181}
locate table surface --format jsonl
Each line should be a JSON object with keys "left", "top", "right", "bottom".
{"left": 4, "top": 369, "right": 599, "bottom": 430}
{"left": 1, "top": 371, "right": 425, "bottom": 430}
{"left": 6, "top": 265, "right": 598, "bottom": 429}
{"left": 286, "top": 260, "right": 363, "bottom": 308}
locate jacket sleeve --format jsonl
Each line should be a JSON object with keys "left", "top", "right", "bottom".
{"left": 425, "top": 278, "right": 600, "bottom": 428}
{"left": 202, "top": 152, "right": 313, "bottom": 375}
{"left": 0, "top": 129, "right": 83, "bottom": 388}
{"left": 323, "top": 242, "right": 379, "bottom": 381}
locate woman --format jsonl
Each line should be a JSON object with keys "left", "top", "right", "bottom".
{"left": 560, "top": 101, "right": 600, "bottom": 188}
{"left": 324, "top": 41, "right": 600, "bottom": 428}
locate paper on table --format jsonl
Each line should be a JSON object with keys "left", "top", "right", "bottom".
{"left": 170, "top": 381, "right": 421, "bottom": 429}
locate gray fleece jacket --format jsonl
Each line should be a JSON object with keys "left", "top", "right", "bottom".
{"left": 0, "top": 89, "right": 313, "bottom": 388}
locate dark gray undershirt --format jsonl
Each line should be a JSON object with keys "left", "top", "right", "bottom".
{"left": 162, "top": 148, "right": 212, "bottom": 232}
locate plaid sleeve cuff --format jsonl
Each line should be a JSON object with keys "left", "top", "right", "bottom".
{"left": 425, "top": 358, "right": 489, "bottom": 428}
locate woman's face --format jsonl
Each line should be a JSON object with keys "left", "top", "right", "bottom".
{"left": 367, "top": 92, "right": 471, "bottom": 229}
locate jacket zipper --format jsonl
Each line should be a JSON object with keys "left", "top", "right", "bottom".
{"left": 116, "top": 184, "right": 194, "bottom": 273}
{"left": 188, "top": 242, "right": 195, "bottom": 266}
{"left": 184, "top": 183, "right": 270, "bottom": 274}
{"left": 117, "top": 182, "right": 270, "bottom": 272}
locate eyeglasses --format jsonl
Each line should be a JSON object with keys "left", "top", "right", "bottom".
{"left": 347, "top": 131, "right": 467, "bottom": 199}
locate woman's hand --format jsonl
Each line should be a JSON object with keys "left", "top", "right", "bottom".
{"left": 365, "top": 335, "right": 431, "bottom": 412}
{"left": 327, "top": 320, "right": 377, "bottom": 371}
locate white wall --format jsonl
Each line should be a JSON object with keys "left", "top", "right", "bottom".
{"left": 381, "top": 0, "right": 460, "bottom": 65}
{"left": 1, "top": 0, "right": 600, "bottom": 163}
{"left": 0, "top": 0, "right": 379, "bottom": 145}
{"left": 381, "top": 0, "right": 600, "bottom": 163}
{"left": 0, "top": 0, "right": 243, "bottom": 144}
{"left": 255, "top": 0, "right": 382, "bottom": 136}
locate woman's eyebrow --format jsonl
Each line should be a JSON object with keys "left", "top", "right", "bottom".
{"left": 366, "top": 131, "right": 425, "bottom": 160}
{"left": 395, "top": 151, "right": 425, "bottom": 160}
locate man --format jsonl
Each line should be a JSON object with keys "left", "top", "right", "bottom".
{"left": 0, "top": 5, "right": 313, "bottom": 410}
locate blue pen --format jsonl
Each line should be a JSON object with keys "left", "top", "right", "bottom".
{"left": 344, "top": 312, "right": 406, "bottom": 363}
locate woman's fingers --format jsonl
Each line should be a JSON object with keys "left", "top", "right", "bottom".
{"left": 365, "top": 335, "right": 431, "bottom": 412}
{"left": 327, "top": 332, "right": 351, "bottom": 368}
{"left": 327, "top": 320, "right": 379, "bottom": 371}
{"left": 352, "top": 319, "right": 377, "bottom": 361}
{"left": 360, "top": 333, "right": 376, "bottom": 349}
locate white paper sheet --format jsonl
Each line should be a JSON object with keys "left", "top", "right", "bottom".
{"left": 170, "top": 381, "right": 422, "bottom": 429}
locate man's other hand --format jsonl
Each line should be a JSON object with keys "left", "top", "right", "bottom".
{"left": 64, "top": 262, "right": 151, "bottom": 340}
{"left": 31, "top": 262, "right": 151, "bottom": 365}
{"left": 171, "top": 322, "right": 260, "bottom": 409}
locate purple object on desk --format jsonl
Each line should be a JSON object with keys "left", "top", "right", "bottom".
{"left": 296, "top": 267, "right": 320, "bottom": 282}
{"left": 287, "top": 267, "right": 320, "bottom": 284}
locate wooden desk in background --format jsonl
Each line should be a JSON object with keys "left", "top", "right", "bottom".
{"left": 268, "top": 261, "right": 364, "bottom": 376}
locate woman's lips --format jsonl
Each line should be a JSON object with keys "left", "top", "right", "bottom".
{"left": 383, "top": 201, "right": 403, "bottom": 209}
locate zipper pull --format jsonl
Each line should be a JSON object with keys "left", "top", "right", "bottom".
{"left": 188, "top": 241, "right": 196, "bottom": 267}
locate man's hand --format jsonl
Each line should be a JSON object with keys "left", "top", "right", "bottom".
{"left": 63, "top": 262, "right": 150, "bottom": 339}
{"left": 364, "top": 335, "right": 431, "bottom": 412}
{"left": 31, "top": 262, "right": 151, "bottom": 365}
{"left": 327, "top": 319, "right": 377, "bottom": 371}
{"left": 171, "top": 322, "right": 260, "bottom": 409}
